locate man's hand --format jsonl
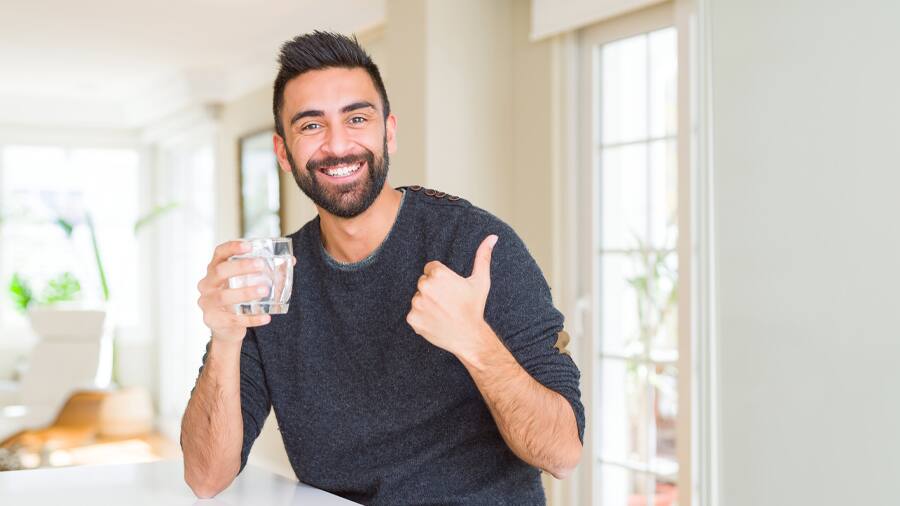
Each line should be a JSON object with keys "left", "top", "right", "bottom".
{"left": 197, "top": 240, "right": 278, "bottom": 342}
{"left": 406, "top": 234, "right": 499, "bottom": 360}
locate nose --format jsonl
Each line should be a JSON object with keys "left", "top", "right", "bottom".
{"left": 321, "top": 123, "right": 352, "bottom": 157}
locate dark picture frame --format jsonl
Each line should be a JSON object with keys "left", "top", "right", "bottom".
{"left": 238, "top": 129, "right": 284, "bottom": 238}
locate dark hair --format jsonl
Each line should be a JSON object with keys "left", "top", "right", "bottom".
{"left": 273, "top": 31, "right": 390, "bottom": 138}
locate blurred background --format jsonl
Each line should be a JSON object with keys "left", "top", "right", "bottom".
{"left": 0, "top": 0, "right": 898, "bottom": 505}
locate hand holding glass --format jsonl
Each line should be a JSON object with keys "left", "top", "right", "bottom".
{"left": 227, "top": 238, "right": 293, "bottom": 315}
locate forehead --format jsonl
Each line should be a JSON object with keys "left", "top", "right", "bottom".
{"left": 282, "top": 67, "right": 381, "bottom": 115}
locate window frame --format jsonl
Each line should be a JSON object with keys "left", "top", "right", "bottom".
{"left": 573, "top": 2, "right": 698, "bottom": 504}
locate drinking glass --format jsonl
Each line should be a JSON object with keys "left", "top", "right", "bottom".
{"left": 228, "top": 237, "right": 293, "bottom": 315}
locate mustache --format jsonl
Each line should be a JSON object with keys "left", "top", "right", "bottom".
{"left": 306, "top": 150, "right": 374, "bottom": 173}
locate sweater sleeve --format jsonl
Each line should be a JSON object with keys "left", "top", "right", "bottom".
{"left": 466, "top": 210, "right": 586, "bottom": 444}
{"left": 235, "top": 327, "right": 272, "bottom": 472}
{"left": 188, "top": 328, "right": 272, "bottom": 474}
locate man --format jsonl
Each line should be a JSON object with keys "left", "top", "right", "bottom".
{"left": 182, "top": 31, "right": 584, "bottom": 505}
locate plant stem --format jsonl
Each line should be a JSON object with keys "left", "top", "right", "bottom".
{"left": 85, "top": 213, "right": 110, "bottom": 301}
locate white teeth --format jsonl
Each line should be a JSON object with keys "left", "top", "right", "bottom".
{"left": 323, "top": 162, "right": 361, "bottom": 177}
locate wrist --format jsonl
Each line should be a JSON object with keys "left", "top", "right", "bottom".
{"left": 210, "top": 334, "right": 244, "bottom": 357}
{"left": 457, "top": 321, "right": 505, "bottom": 372}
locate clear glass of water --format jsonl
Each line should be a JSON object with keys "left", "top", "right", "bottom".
{"left": 228, "top": 237, "right": 293, "bottom": 315}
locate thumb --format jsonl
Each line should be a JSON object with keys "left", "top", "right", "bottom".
{"left": 470, "top": 234, "right": 499, "bottom": 288}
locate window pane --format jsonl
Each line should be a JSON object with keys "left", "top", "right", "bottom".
{"left": 649, "top": 139, "right": 678, "bottom": 249}
{"left": 600, "top": 465, "right": 664, "bottom": 506}
{"left": 652, "top": 365, "right": 679, "bottom": 475}
{"left": 599, "top": 253, "right": 643, "bottom": 356}
{"left": 601, "top": 143, "right": 647, "bottom": 251}
{"left": 600, "top": 358, "right": 649, "bottom": 465}
{"left": 71, "top": 148, "right": 140, "bottom": 324}
{"left": 650, "top": 250, "right": 678, "bottom": 354}
{"left": 649, "top": 27, "right": 678, "bottom": 139}
{"left": 601, "top": 35, "right": 648, "bottom": 145}
{"left": 1, "top": 146, "right": 140, "bottom": 326}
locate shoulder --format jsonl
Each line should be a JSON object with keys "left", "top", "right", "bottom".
{"left": 400, "top": 185, "right": 518, "bottom": 241}
{"left": 398, "top": 185, "right": 471, "bottom": 210}
{"left": 401, "top": 185, "right": 534, "bottom": 274}
{"left": 399, "top": 185, "right": 506, "bottom": 227}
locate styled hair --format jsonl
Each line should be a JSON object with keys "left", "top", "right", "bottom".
{"left": 272, "top": 31, "right": 390, "bottom": 138}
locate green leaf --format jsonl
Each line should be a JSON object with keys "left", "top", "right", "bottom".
{"left": 85, "top": 212, "right": 110, "bottom": 301}
{"left": 54, "top": 218, "right": 75, "bottom": 238}
{"left": 8, "top": 273, "right": 33, "bottom": 313}
{"left": 134, "top": 202, "right": 180, "bottom": 235}
{"left": 42, "top": 272, "right": 81, "bottom": 304}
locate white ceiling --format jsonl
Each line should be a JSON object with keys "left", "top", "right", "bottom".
{"left": 0, "top": 0, "right": 385, "bottom": 129}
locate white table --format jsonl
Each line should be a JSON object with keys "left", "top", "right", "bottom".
{"left": 0, "top": 459, "right": 360, "bottom": 505}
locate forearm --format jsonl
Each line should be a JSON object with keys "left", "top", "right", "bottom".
{"left": 180, "top": 338, "right": 245, "bottom": 497}
{"left": 458, "top": 324, "right": 582, "bottom": 479}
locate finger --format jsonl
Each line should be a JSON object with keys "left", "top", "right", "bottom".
{"left": 405, "top": 311, "right": 418, "bottom": 329}
{"left": 243, "top": 313, "right": 273, "bottom": 327}
{"left": 209, "top": 258, "right": 267, "bottom": 287}
{"left": 423, "top": 260, "right": 446, "bottom": 276}
{"left": 417, "top": 274, "right": 428, "bottom": 292}
{"left": 209, "top": 240, "right": 251, "bottom": 268}
{"left": 215, "top": 285, "right": 271, "bottom": 306}
{"left": 470, "top": 234, "right": 498, "bottom": 284}
{"left": 204, "top": 311, "right": 270, "bottom": 330}
{"left": 411, "top": 293, "right": 427, "bottom": 311}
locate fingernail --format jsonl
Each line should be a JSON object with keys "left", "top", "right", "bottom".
{"left": 488, "top": 235, "right": 499, "bottom": 248}
{"left": 257, "top": 286, "right": 268, "bottom": 295}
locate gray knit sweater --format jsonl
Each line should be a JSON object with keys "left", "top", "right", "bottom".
{"left": 208, "top": 186, "right": 584, "bottom": 505}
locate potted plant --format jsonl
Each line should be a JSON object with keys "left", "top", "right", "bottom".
{"left": 5, "top": 203, "right": 178, "bottom": 386}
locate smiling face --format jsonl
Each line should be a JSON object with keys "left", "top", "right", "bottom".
{"left": 274, "top": 67, "right": 397, "bottom": 219}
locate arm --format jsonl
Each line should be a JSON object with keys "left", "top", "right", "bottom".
{"left": 406, "top": 233, "right": 584, "bottom": 480}
{"left": 458, "top": 323, "right": 582, "bottom": 479}
{"left": 181, "top": 339, "right": 244, "bottom": 497}
{"left": 181, "top": 240, "right": 278, "bottom": 498}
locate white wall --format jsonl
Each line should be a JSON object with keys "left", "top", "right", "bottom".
{"left": 711, "top": 1, "right": 900, "bottom": 504}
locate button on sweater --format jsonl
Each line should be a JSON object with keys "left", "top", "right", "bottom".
{"left": 199, "top": 187, "right": 585, "bottom": 505}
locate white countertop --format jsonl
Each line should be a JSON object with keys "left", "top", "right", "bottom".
{"left": 0, "top": 459, "right": 360, "bottom": 505}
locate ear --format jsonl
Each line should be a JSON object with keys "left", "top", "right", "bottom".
{"left": 273, "top": 133, "right": 292, "bottom": 174}
{"left": 385, "top": 113, "right": 398, "bottom": 155}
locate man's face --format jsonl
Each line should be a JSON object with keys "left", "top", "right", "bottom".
{"left": 274, "top": 67, "right": 397, "bottom": 219}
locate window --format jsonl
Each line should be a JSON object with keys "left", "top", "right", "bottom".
{"left": 0, "top": 145, "right": 140, "bottom": 329}
{"left": 579, "top": 3, "right": 684, "bottom": 505}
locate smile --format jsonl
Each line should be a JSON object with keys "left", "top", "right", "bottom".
{"left": 319, "top": 161, "right": 363, "bottom": 178}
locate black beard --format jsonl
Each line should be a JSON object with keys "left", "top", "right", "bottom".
{"left": 286, "top": 136, "right": 389, "bottom": 219}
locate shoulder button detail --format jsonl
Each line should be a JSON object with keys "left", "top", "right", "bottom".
{"left": 414, "top": 187, "right": 464, "bottom": 203}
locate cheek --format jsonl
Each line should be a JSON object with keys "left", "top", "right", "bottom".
{"left": 350, "top": 129, "right": 382, "bottom": 152}
{"left": 293, "top": 141, "right": 318, "bottom": 167}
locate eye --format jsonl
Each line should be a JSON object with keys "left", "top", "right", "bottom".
{"left": 349, "top": 116, "right": 367, "bottom": 125}
{"left": 301, "top": 123, "right": 321, "bottom": 132}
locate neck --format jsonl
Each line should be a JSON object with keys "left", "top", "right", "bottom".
{"left": 317, "top": 185, "right": 404, "bottom": 264}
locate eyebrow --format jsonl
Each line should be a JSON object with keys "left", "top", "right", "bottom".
{"left": 289, "top": 101, "right": 377, "bottom": 126}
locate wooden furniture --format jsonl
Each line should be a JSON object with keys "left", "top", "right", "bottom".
{"left": 0, "top": 388, "right": 176, "bottom": 471}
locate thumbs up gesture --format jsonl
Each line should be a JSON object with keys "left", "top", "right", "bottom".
{"left": 406, "top": 234, "right": 499, "bottom": 358}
